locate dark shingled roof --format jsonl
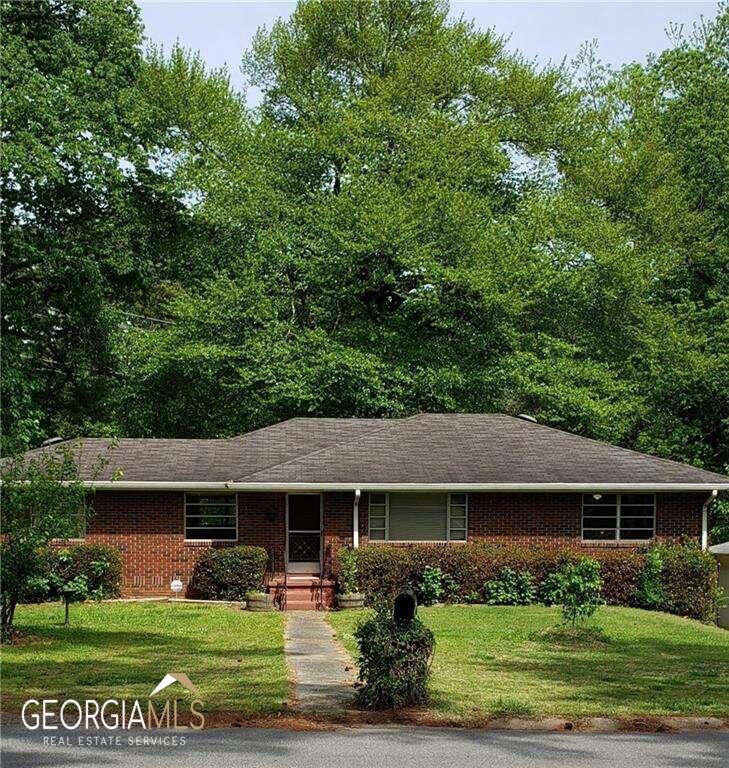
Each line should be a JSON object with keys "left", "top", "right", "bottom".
{"left": 22, "top": 414, "right": 729, "bottom": 488}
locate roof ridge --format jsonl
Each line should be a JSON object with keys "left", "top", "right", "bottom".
{"left": 235, "top": 415, "right": 413, "bottom": 481}
{"left": 502, "top": 415, "right": 728, "bottom": 482}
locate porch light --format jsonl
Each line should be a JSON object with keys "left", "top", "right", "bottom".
{"left": 593, "top": 494, "right": 602, "bottom": 500}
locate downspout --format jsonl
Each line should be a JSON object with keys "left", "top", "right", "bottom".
{"left": 353, "top": 489, "right": 361, "bottom": 549}
{"left": 702, "top": 489, "right": 718, "bottom": 550}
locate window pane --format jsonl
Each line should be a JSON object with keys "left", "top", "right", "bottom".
{"left": 370, "top": 493, "right": 387, "bottom": 505}
{"left": 369, "top": 529, "right": 385, "bottom": 541}
{"left": 450, "top": 494, "right": 467, "bottom": 506}
{"left": 583, "top": 493, "right": 618, "bottom": 506}
{"left": 584, "top": 516, "right": 620, "bottom": 529}
{"left": 186, "top": 494, "right": 235, "bottom": 506}
{"left": 621, "top": 516, "right": 655, "bottom": 529}
{"left": 288, "top": 495, "right": 321, "bottom": 530}
{"left": 620, "top": 494, "right": 654, "bottom": 506}
{"left": 389, "top": 493, "right": 447, "bottom": 541}
{"left": 186, "top": 527, "right": 236, "bottom": 540}
{"left": 583, "top": 528, "right": 617, "bottom": 540}
{"left": 621, "top": 529, "right": 654, "bottom": 540}
{"left": 582, "top": 505, "right": 618, "bottom": 517}
{"left": 449, "top": 529, "right": 467, "bottom": 541}
{"left": 186, "top": 515, "right": 236, "bottom": 528}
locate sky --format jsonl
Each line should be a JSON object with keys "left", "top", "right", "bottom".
{"left": 138, "top": 1, "right": 719, "bottom": 100}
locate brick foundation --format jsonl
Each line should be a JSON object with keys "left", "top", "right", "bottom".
{"left": 81, "top": 490, "right": 705, "bottom": 596}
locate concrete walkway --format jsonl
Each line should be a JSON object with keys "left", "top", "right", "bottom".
{"left": 285, "top": 611, "right": 356, "bottom": 713}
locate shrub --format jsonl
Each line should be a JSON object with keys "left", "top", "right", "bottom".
{"left": 653, "top": 540, "right": 722, "bottom": 623}
{"left": 634, "top": 547, "right": 664, "bottom": 609}
{"left": 21, "top": 544, "right": 123, "bottom": 604}
{"left": 592, "top": 550, "right": 645, "bottom": 606}
{"left": 483, "top": 567, "right": 535, "bottom": 605}
{"left": 542, "top": 557, "right": 603, "bottom": 626}
{"left": 337, "top": 547, "right": 359, "bottom": 594}
{"left": 61, "top": 544, "right": 122, "bottom": 600}
{"left": 418, "top": 566, "right": 443, "bottom": 605}
{"left": 354, "top": 606, "right": 435, "bottom": 709}
{"left": 191, "top": 546, "right": 268, "bottom": 600}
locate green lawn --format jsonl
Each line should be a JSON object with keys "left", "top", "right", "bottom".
{"left": 328, "top": 605, "right": 729, "bottom": 719}
{"left": 2, "top": 602, "right": 287, "bottom": 715}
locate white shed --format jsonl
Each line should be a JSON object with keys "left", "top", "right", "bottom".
{"left": 709, "top": 542, "right": 729, "bottom": 629}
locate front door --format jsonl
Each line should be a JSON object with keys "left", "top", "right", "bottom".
{"left": 286, "top": 494, "right": 322, "bottom": 573}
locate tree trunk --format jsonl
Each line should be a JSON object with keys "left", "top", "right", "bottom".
{"left": 64, "top": 597, "right": 70, "bottom": 626}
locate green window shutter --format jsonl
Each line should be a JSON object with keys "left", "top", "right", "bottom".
{"left": 388, "top": 493, "right": 447, "bottom": 541}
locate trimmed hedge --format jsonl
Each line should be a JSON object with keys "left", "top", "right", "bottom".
{"left": 343, "top": 541, "right": 722, "bottom": 623}
{"left": 23, "top": 544, "right": 123, "bottom": 602}
{"left": 191, "top": 546, "right": 268, "bottom": 600}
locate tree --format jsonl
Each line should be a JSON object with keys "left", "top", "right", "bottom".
{"left": 0, "top": 444, "right": 104, "bottom": 639}
{"left": 1, "top": 0, "right": 192, "bottom": 452}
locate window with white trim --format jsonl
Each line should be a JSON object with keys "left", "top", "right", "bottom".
{"left": 368, "top": 492, "right": 468, "bottom": 542}
{"left": 581, "top": 493, "right": 655, "bottom": 541}
{"left": 185, "top": 494, "right": 237, "bottom": 541}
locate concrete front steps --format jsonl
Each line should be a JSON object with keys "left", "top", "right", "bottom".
{"left": 266, "top": 574, "right": 336, "bottom": 611}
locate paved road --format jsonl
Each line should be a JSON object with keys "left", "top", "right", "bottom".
{"left": 2, "top": 725, "right": 727, "bottom": 768}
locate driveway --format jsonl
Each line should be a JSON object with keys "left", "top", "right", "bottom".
{"left": 2, "top": 725, "right": 727, "bottom": 768}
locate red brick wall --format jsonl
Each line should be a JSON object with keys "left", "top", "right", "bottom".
{"left": 83, "top": 489, "right": 704, "bottom": 596}
{"left": 84, "top": 491, "right": 285, "bottom": 596}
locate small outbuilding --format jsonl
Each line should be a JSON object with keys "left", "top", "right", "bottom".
{"left": 709, "top": 542, "right": 729, "bottom": 629}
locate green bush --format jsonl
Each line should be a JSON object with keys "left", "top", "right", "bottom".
{"left": 191, "top": 546, "right": 268, "bottom": 600}
{"left": 354, "top": 607, "right": 435, "bottom": 710}
{"left": 543, "top": 557, "right": 603, "bottom": 627}
{"left": 351, "top": 541, "right": 721, "bottom": 623}
{"left": 337, "top": 547, "right": 359, "bottom": 594}
{"left": 652, "top": 540, "right": 722, "bottom": 623}
{"left": 591, "top": 549, "right": 644, "bottom": 606}
{"left": 417, "top": 566, "right": 443, "bottom": 605}
{"left": 483, "top": 567, "right": 535, "bottom": 605}
{"left": 21, "top": 544, "right": 123, "bottom": 603}
{"left": 634, "top": 547, "right": 664, "bottom": 609}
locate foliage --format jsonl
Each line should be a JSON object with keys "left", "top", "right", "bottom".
{"left": 592, "top": 549, "right": 645, "bottom": 606}
{"left": 191, "top": 546, "right": 268, "bottom": 601}
{"left": 710, "top": 499, "right": 729, "bottom": 546}
{"left": 0, "top": 445, "right": 100, "bottom": 640}
{"left": 354, "top": 605, "right": 435, "bottom": 710}
{"left": 483, "top": 567, "right": 536, "bottom": 606}
{"left": 652, "top": 540, "right": 723, "bottom": 623}
{"left": 3, "top": 0, "right": 728, "bottom": 517}
{"left": 417, "top": 566, "right": 444, "bottom": 605}
{"left": 542, "top": 557, "right": 603, "bottom": 627}
{"left": 634, "top": 547, "right": 665, "bottom": 609}
{"left": 26, "top": 544, "right": 123, "bottom": 605}
{"left": 336, "top": 547, "right": 360, "bottom": 594}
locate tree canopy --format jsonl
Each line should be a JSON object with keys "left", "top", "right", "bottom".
{"left": 2, "top": 0, "right": 727, "bottom": 496}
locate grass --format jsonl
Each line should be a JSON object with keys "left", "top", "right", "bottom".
{"left": 327, "top": 605, "right": 729, "bottom": 719}
{"left": 2, "top": 602, "right": 287, "bottom": 715}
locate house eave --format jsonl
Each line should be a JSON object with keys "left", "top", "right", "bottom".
{"left": 80, "top": 481, "right": 729, "bottom": 492}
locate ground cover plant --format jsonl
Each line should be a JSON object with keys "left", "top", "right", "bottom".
{"left": 2, "top": 602, "right": 287, "bottom": 715}
{"left": 328, "top": 605, "right": 729, "bottom": 719}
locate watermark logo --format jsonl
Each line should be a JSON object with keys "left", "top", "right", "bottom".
{"left": 150, "top": 673, "right": 199, "bottom": 698}
{"left": 22, "top": 672, "right": 206, "bottom": 747}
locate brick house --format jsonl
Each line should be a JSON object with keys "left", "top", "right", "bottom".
{"left": 33, "top": 414, "right": 729, "bottom": 608}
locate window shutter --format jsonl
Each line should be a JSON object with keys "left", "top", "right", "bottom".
{"left": 388, "top": 493, "right": 447, "bottom": 541}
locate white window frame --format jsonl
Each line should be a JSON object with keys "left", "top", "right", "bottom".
{"left": 581, "top": 493, "right": 655, "bottom": 542}
{"left": 368, "top": 492, "right": 468, "bottom": 543}
{"left": 184, "top": 492, "right": 238, "bottom": 542}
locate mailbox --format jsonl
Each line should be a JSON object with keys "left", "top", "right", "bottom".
{"left": 393, "top": 589, "right": 417, "bottom": 624}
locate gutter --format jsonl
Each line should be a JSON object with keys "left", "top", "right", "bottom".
{"left": 74, "top": 481, "right": 729, "bottom": 492}
{"left": 702, "top": 489, "right": 718, "bottom": 550}
{"left": 353, "top": 489, "right": 361, "bottom": 548}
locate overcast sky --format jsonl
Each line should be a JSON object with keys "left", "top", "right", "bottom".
{"left": 138, "top": 1, "right": 718, "bottom": 101}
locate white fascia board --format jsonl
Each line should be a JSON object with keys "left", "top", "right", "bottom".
{"left": 81, "top": 481, "right": 729, "bottom": 492}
